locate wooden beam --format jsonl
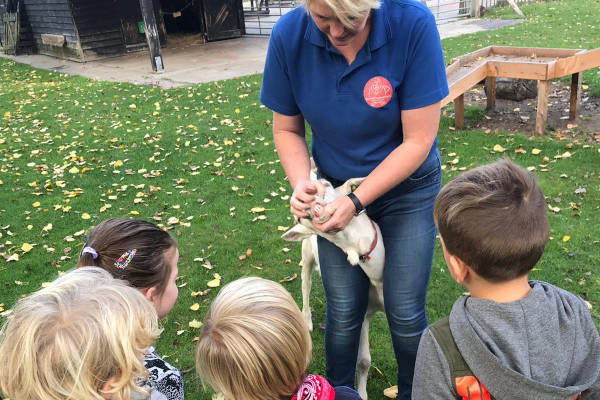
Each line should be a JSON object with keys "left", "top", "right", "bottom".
{"left": 535, "top": 80, "right": 550, "bottom": 135}
{"left": 442, "top": 63, "right": 488, "bottom": 107}
{"left": 139, "top": 0, "right": 164, "bottom": 72}
{"left": 490, "top": 46, "right": 582, "bottom": 58}
{"left": 486, "top": 77, "right": 496, "bottom": 111}
{"left": 553, "top": 47, "right": 600, "bottom": 78}
{"left": 471, "top": 0, "right": 480, "bottom": 17}
{"left": 487, "top": 60, "right": 550, "bottom": 80}
{"left": 455, "top": 94, "right": 465, "bottom": 129}
{"left": 569, "top": 72, "right": 581, "bottom": 121}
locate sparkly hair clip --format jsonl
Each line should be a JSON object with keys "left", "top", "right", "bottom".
{"left": 115, "top": 249, "right": 136, "bottom": 269}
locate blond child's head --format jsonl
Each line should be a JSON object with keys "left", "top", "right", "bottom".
{"left": 434, "top": 159, "right": 549, "bottom": 282}
{"left": 0, "top": 267, "right": 161, "bottom": 400}
{"left": 196, "top": 277, "right": 312, "bottom": 400}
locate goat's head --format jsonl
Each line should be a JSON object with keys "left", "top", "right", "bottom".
{"left": 282, "top": 176, "right": 374, "bottom": 265}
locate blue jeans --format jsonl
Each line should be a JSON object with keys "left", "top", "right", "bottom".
{"left": 317, "top": 150, "right": 441, "bottom": 400}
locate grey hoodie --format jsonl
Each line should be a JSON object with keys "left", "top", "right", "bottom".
{"left": 412, "top": 281, "right": 600, "bottom": 399}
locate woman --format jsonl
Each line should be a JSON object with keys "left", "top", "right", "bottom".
{"left": 260, "top": 0, "right": 448, "bottom": 397}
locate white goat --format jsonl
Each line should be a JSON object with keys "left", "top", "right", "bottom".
{"left": 282, "top": 176, "right": 385, "bottom": 400}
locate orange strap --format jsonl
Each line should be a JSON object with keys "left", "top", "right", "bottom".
{"left": 456, "top": 376, "right": 491, "bottom": 400}
{"left": 456, "top": 376, "right": 582, "bottom": 400}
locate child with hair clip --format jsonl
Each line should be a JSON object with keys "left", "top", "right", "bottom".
{"left": 196, "top": 277, "right": 362, "bottom": 400}
{"left": 78, "top": 218, "right": 184, "bottom": 400}
{"left": 0, "top": 267, "right": 160, "bottom": 400}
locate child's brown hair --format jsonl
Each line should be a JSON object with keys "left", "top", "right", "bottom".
{"left": 434, "top": 159, "right": 549, "bottom": 282}
{"left": 77, "top": 218, "right": 177, "bottom": 296}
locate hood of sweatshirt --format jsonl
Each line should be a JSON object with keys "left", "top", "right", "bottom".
{"left": 449, "top": 281, "right": 600, "bottom": 400}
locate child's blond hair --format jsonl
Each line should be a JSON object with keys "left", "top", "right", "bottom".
{"left": 0, "top": 267, "right": 161, "bottom": 400}
{"left": 196, "top": 277, "right": 312, "bottom": 400}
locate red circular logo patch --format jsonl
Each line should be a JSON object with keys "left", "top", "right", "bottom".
{"left": 363, "top": 76, "right": 393, "bottom": 108}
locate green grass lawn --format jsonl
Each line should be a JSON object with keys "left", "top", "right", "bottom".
{"left": 1, "top": 0, "right": 599, "bottom": 398}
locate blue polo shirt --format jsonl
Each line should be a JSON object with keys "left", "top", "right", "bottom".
{"left": 260, "top": 0, "right": 449, "bottom": 180}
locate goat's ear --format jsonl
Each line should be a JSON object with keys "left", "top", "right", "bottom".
{"left": 335, "top": 177, "right": 366, "bottom": 196}
{"left": 281, "top": 224, "right": 314, "bottom": 242}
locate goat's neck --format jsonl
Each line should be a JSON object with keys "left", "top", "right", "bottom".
{"left": 325, "top": 214, "right": 377, "bottom": 258}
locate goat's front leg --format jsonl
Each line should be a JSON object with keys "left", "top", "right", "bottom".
{"left": 301, "top": 237, "right": 315, "bottom": 332}
{"left": 356, "top": 310, "right": 374, "bottom": 399}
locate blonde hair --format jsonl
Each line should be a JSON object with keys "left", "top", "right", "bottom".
{"left": 304, "top": 0, "right": 380, "bottom": 29}
{"left": 196, "top": 277, "right": 312, "bottom": 400}
{"left": 0, "top": 267, "right": 161, "bottom": 400}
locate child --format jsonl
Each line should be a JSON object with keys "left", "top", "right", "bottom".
{"left": 412, "top": 159, "right": 600, "bottom": 399}
{"left": 0, "top": 267, "right": 160, "bottom": 400}
{"left": 78, "top": 218, "right": 184, "bottom": 400}
{"left": 196, "top": 277, "right": 362, "bottom": 400}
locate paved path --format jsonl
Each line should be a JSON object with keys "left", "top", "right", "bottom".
{"left": 1, "top": 18, "right": 522, "bottom": 88}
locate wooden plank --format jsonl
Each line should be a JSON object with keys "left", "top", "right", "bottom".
{"left": 442, "top": 63, "right": 488, "bottom": 107}
{"left": 487, "top": 60, "right": 550, "bottom": 80}
{"left": 41, "top": 33, "right": 65, "bottom": 46}
{"left": 486, "top": 76, "right": 496, "bottom": 111}
{"left": 491, "top": 46, "right": 582, "bottom": 58}
{"left": 139, "top": 0, "right": 164, "bottom": 72}
{"left": 569, "top": 72, "right": 581, "bottom": 121}
{"left": 553, "top": 48, "right": 600, "bottom": 78}
{"left": 453, "top": 46, "right": 493, "bottom": 66}
{"left": 455, "top": 94, "right": 465, "bottom": 129}
{"left": 535, "top": 80, "right": 550, "bottom": 135}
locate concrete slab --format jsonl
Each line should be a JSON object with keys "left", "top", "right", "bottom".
{"left": 1, "top": 18, "right": 522, "bottom": 88}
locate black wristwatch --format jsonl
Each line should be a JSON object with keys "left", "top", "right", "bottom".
{"left": 347, "top": 192, "right": 366, "bottom": 216}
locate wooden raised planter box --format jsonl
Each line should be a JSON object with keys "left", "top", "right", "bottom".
{"left": 442, "top": 46, "right": 600, "bottom": 135}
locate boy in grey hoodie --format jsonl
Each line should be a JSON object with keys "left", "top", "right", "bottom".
{"left": 412, "top": 159, "right": 600, "bottom": 400}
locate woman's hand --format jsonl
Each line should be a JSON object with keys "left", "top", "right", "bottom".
{"left": 291, "top": 180, "right": 321, "bottom": 219}
{"left": 311, "top": 195, "right": 356, "bottom": 234}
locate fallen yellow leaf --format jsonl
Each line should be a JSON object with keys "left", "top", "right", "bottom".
{"left": 81, "top": 213, "right": 91, "bottom": 220}
{"left": 531, "top": 148, "right": 542, "bottom": 155}
{"left": 207, "top": 273, "right": 221, "bottom": 288}
{"left": 189, "top": 319, "right": 202, "bottom": 329}
{"left": 32, "top": 201, "right": 41, "bottom": 207}
{"left": 384, "top": 385, "right": 398, "bottom": 398}
{"left": 21, "top": 243, "right": 33, "bottom": 253}
{"left": 562, "top": 235, "right": 571, "bottom": 242}
{"left": 493, "top": 144, "right": 506, "bottom": 153}
{"left": 190, "top": 303, "right": 200, "bottom": 311}
{"left": 279, "top": 273, "right": 298, "bottom": 283}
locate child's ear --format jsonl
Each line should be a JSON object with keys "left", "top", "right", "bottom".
{"left": 142, "top": 286, "right": 157, "bottom": 302}
{"left": 439, "top": 236, "right": 470, "bottom": 285}
{"left": 447, "top": 254, "right": 470, "bottom": 285}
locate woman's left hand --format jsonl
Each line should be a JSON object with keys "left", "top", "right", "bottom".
{"left": 311, "top": 195, "right": 356, "bottom": 234}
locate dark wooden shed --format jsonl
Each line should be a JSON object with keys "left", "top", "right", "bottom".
{"left": 0, "top": 0, "right": 245, "bottom": 63}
